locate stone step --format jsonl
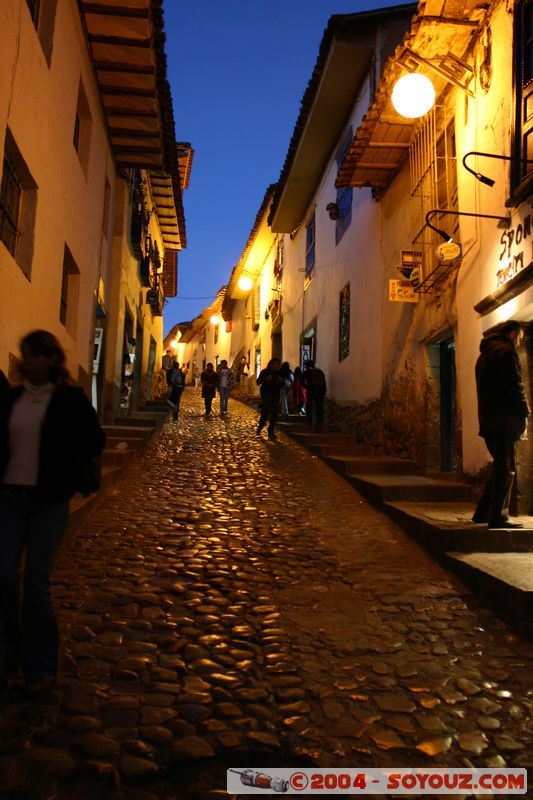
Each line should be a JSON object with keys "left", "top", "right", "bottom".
{"left": 103, "top": 436, "right": 146, "bottom": 451}
{"left": 288, "top": 431, "right": 357, "bottom": 445}
{"left": 385, "top": 501, "right": 533, "bottom": 553}
{"left": 112, "top": 415, "right": 159, "bottom": 427}
{"left": 345, "top": 473, "right": 472, "bottom": 506}
{"left": 103, "top": 424, "right": 155, "bottom": 441}
{"left": 323, "top": 454, "right": 416, "bottom": 475}
{"left": 445, "top": 552, "right": 533, "bottom": 626}
{"left": 101, "top": 447, "right": 137, "bottom": 468}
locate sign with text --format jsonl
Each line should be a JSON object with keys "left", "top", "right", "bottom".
{"left": 389, "top": 279, "right": 419, "bottom": 303}
{"left": 497, "top": 207, "right": 533, "bottom": 288}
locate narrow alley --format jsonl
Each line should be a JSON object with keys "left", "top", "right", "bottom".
{"left": 1, "top": 392, "right": 532, "bottom": 800}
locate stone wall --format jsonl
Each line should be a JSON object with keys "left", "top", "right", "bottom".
{"left": 325, "top": 397, "right": 384, "bottom": 450}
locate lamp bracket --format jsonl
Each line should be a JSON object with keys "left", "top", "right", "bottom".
{"left": 397, "top": 47, "right": 475, "bottom": 98}
{"left": 426, "top": 208, "right": 511, "bottom": 242}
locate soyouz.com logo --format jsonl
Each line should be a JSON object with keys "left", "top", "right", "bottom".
{"left": 227, "top": 768, "right": 527, "bottom": 794}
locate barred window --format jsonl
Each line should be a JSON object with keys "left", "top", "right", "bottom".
{"left": 0, "top": 156, "right": 22, "bottom": 256}
{"left": 0, "top": 129, "right": 37, "bottom": 277}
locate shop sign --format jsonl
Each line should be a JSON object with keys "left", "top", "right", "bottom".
{"left": 497, "top": 208, "right": 532, "bottom": 288}
{"left": 436, "top": 241, "right": 462, "bottom": 264}
{"left": 389, "top": 279, "right": 419, "bottom": 303}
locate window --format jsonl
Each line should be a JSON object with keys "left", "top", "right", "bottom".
{"left": 410, "top": 106, "right": 458, "bottom": 292}
{"left": 0, "top": 156, "right": 21, "bottom": 256}
{"left": 25, "top": 0, "right": 57, "bottom": 65}
{"left": 26, "top": 0, "right": 41, "bottom": 26}
{"left": 339, "top": 283, "right": 350, "bottom": 361}
{"left": 73, "top": 81, "right": 92, "bottom": 175}
{"left": 335, "top": 127, "right": 353, "bottom": 244}
{"left": 59, "top": 245, "right": 80, "bottom": 336}
{"left": 513, "top": 1, "right": 533, "bottom": 197}
{"left": 0, "top": 129, "right": 37, "bottom": 277}
{"left": 305, "top": 213, "right": 315, "bottom": 277}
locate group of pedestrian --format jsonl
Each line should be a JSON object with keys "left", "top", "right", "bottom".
{"left": 256, "top": 358, "right": 327, "bottom": 440}
{"left": 199, "top": 360, "right": 234, "bottom": 417}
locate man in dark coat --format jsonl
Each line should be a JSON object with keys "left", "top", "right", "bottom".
{"left": 256, "top": 358, "right": 284, "bottom": 440}
{"left": 473, "top": 320, "right": 529, "bottom": 528}
{"left": 303, "top": 360, "right": 327, "bottom": 432}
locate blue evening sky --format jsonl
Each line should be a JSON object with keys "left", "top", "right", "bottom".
{"left": 162, "top": 0, "right": 411, "bottom": 332}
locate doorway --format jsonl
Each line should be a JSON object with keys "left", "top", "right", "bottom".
{"left": 427, "top": 336, "right": 460, "bottom": 471}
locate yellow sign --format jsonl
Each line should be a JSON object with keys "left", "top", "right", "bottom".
{"left": 389, "top": 279, "right": 419, "bottom": 303}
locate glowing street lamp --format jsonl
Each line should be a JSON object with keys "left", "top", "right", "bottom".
{"left": 210, "top": 314, "right": 220, "bottom": 326}
{"left": 238, "top": 275, "right": 253, "bottom": 292}
{"left": 391, "top": 73, "right": 435, "bottom": 119}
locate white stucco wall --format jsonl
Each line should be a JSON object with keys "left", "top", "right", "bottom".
{"left": 0, "top": 1, "right": 113, "bottom": 381}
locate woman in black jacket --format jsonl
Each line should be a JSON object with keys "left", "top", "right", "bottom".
{"left": 0, "top": 330, "right": 105, "bottom": 694}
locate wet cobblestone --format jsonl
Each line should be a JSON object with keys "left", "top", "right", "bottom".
{"left": 1, "top": 390, "right": 532, "bottom": 798}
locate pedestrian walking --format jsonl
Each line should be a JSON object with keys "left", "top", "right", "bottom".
{"left": 167, "top": 361, "right": 185, "bottom": 420}
{"left": 303, "top": 360, "right": 327, "bottom": 432}
{"left": 217, "top": 359, "right": 234, "bottom": 417}
{"left": 473, "top": 320, "right": 529, "bottom": 528}
{"left": 256, "top": 357, "right": 284, "bottom": 440}
{"left": 0, "top": 330, "right": 105, "bottom": 695}
{"left": 200, "top": 363, "right": 218, "bottom": 416}
{"left": 279, "top": 362, "right": 294, "bottom": 417}
{"left": 292, "top": 366, "right": 307, "bottom": 415}
{"left": 162, "top": 349, "right": 173, "bottom": 386}
{"left": 236, "top": 355, "right": 249, "bottom": 396}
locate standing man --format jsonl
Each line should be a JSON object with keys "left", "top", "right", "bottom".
{"left": 167, "top": 361, "right": 185, "bottom": 420}
{"left": 217, "top": 360, "right": 234, "bottom": 417}
{"left": 256, "top": 358, "right": 284, "bottom": 440}
{"left": 237, "top": 355, "right": 249, "bottom": 396}
{"left": 473, "top": 320, "right": 529, "bottom": 529}
{"left": 303, "top": 360, "right": 327, "bottom": 432}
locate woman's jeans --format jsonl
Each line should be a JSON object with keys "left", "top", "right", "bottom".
{"left": 0, "top": 490, "right": 69, "bottom": 683}
{"left": 219, "top": 387, "right": 230, "bottom": 415}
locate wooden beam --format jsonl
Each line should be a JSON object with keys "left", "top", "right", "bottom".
{"left": 109, "top": 128, "right": 160, "bottom": 139}
{"left": 101, "top": 85, "right": 156, "bottom": 97}
{"left": 88, "top": 34, "right": 151, "bottom": 47}
{"left": 113, "top": 145, "right": 162, "bottom": 154}
{"left": 116, "top": 160, "right": 164, "bottom": 169}
{"left": 106, "top": 108, "right": 158, "bottom": 117}
{"left": 81, "top": 3, "right": 150, "bottom": 18}
{"left": 355, "top": 163, "right": 399, "bottom": 170}
{"left": 365, "top": 141, "right": 410, "bottom": 149}
{"left": 94, "top": 60, "right": 154, "bottom": 74}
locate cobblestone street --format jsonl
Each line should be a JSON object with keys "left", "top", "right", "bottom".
{"left": 1, "top": 390, "right": 533, "bottom": 799}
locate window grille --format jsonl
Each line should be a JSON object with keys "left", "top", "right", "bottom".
{"left": 0, "top": 156, "right": 22, "bottom": 256}
{"left": 305, "top": 213, "right": 315, "bottom": 276}
{"left": 409, "top": 105, "right": 458, "bottom": 292}
{"left": 335, "top": 126, "right": 353, "bottom": 244}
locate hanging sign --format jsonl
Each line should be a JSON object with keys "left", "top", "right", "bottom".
{"left": 389, "top": 279, "right": 419, "bottom": 303}
{"left": 497, "top": 208, "right": 532, "bottom": 288}
{"left": 436, "top": 240, "right": 462, "bottom": 264}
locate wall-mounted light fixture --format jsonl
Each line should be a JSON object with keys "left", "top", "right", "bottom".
{"left": 237, "top": 274, "right": 253, "bottom": 292}
{"left": 392, "top": 73, "right": 435, "bottom": 119}
{"left": 326, "top": 202, "right": 340, "bottom": 220}
{"left": 426, "top": 208, "right": 511, "bottom": 242}
{"left": 210, "top": 314, "right": 220, "bottom": 326}
{"left": 392, "top": 47, "right": 474, "bottom": 119}
{"left": 463, "top": 151, "right": 533, "bottom": 187}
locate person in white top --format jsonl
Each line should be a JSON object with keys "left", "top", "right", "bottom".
{"left": 217, "top": 360, "right": 234, "bottom": 417}
{"left": 0, "top": 330, "right": 105, "bottom": 695}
